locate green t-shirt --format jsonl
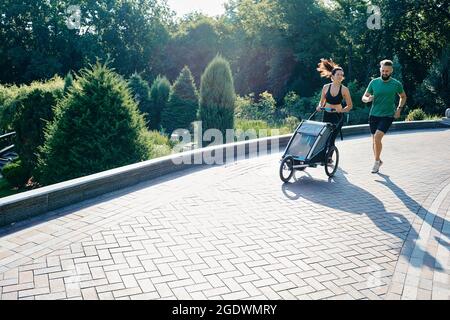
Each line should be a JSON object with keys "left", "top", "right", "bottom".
{"left": 366, "top": 77, "right": 404, "bottom": 117}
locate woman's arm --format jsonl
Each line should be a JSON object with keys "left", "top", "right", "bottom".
{"left": 342, "top": 87, "right": 353, "bottom": 112}
{"left": 316, "top": 85, "right": 327, "bottom": 111}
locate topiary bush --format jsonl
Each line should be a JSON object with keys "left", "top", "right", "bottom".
{"left": 406, "top": 108, "right": 426, "bottom": 121}
{"left": 36, "top": 62, "right": 152, "bottom": 186}
{"left": 149, "top": 75, "right": 171, "bottom": 130}
{"left": 160, "top": 66, "right": 199, "bottom": 135}
{"left": 1, "top": 159, "right": 29, "bottom": 188}
{"left": 199, "top": 55, "right": 236, "bottom": 136}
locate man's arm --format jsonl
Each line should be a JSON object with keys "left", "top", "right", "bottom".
{"left": 362, "top": 90, "right": 373, "bottom": 103}
{"left": 362, "top": 81, "right": 374, "bottom": 103}
{"left": 394, "top": 92, "right": 407, "bottom": 119}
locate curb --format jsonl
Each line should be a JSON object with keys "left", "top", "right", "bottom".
{"left": 0, "top": 120, "right": 449, "bottom": 227}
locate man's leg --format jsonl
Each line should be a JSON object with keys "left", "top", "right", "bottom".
{"left": 372, "top": 135, "right": 376, "bottom": 159}
{"left": 369, "top": 116, "right": 378, "bottom": 160}
{"left": 371, "top": 130, "right": 385, "bottom": 173}
{"left": 373, "top": 130, "right": 384, "bottom": 161}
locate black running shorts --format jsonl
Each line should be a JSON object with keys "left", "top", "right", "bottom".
{"left": 369, "top": 115, "right": 394, "bottom": 135}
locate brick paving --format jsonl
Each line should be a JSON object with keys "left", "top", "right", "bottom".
{"left": 0, "top": 128, "right": 449, "bottom": 300}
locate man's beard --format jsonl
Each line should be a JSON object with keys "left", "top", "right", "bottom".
{"left": 382, "top": 74, "right": 391, "bottom": 81}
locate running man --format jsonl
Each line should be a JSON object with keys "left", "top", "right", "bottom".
{"left": 362, "top": 59, "right": 407, "bottom": 173}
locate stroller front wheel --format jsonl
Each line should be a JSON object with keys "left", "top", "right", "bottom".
{"left": 325, "top": 146, "right": 339, "bottom": 177}
{"left": 279, "top": 156, "right": 295, "bottom": 183}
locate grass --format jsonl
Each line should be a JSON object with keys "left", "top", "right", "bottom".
{"left": 424, "top": 115, "right": 443, "bottom": 120}
{"left": 234, "top": 119, "right": 293, "bottom": 138}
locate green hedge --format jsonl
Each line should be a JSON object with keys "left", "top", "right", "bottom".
{"left": 36, "top": 63, "right": 152, "bottom": 186}
{"left": 0, "top": 77, "right": 64, "bottom": 179}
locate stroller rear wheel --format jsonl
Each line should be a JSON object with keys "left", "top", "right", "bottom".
{"left": 325, "top": 146, "right": 339, "bottom": 177}
{"left": 279, "top": 156, "right": 295, "bottom": 183}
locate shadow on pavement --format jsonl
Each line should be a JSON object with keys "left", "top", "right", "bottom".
{"left": 281, "top": 169, "right": 444, "bottom": 271}
{"left": 375, "top": 173, "right": 449, "bottom": 252}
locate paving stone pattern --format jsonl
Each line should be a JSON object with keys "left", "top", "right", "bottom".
{"left": 0, "top": 129, "right": 449, "bottom": 300}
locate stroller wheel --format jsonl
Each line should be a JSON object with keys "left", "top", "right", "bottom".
{"left": 280, "top": 156, "right": 295, "bottom": 183}
{"left": 325, "top": 146, "right": 339, "bottom": 177}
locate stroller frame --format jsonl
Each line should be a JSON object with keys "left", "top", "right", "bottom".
{"left": 279, "top": 107, "right": 344, "bottom": 182}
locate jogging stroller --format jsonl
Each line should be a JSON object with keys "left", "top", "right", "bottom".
{"left": 279, "top": 107, "right": 344, "bottom": 182}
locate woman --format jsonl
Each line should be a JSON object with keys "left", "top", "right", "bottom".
{"left": 316, "top": 58, "right": 353, "bottom": 145}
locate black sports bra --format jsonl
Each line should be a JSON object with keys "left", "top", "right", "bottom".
{"left": 325, "top": 84, "right": 343, "bottom": 105}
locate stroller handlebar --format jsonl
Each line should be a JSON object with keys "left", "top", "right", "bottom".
{"left": 308, "top": 108, "right": 345, "bottom": 127}
{"left": 320, "top": 107, "right": 336, "bottom": 112}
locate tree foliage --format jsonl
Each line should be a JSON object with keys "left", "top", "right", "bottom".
{"left": 160, "top": 66, "right": 199, "bottom": 135}
{"left": 37, "top": 62, "right": 151, "bottom": 185}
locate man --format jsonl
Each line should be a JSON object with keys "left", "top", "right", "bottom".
{"left": 362, "top": 59, "right": 407, "bottom": 173}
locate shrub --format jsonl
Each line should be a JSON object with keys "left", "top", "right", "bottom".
{"left": 346, "top": 107, "right": 371, "bottom": 125}
{"left": 149, "top": 75, "right": 171, "bottom": 130}
{"left": 406, "top": 108, "right": 426, "bottom": 121}
{"left": 234, "top": 94, "right": 257, "bottom": 120}
{"left": 1, "top": 159, "right": 30, "bottom": 188}
{"left": 142, "top": 130, "right": 173, "bottom": 159}
{"left": 160, "top": 66, "right": 199, "bottom": 135}
{"left": 146, "top": 130, "right": 171, "bottom": 146}
{"left": 284, "top": 116, "right": 301, "bottom": 132}
{"left": 12, "top": 77, "right": 64, "bottom": 175}
{"left": 280, "top": 91, "right": 316, "bottom": 121}
{"left": 0, "top": 77, "right": 64, "bottom": 180}
{"left": 128, "top": 73, "right": 152, "bottom": 126}
{"left": 256, "top": 91, "right": 277, "bottom": 124}
{"left": 199, "top": 55, "right": 236, "bottom": 135}
{"left": 413, "top": 46, "right": 449, "bottom": 115}
{"left": 36, "top": 62, "right": 151, "bottom": 186}
{"left": 0, "top": 84, "right": 20, "bottom": 132}
{"left": 235, "top": 92, "right": 280, "bottom": 124}
{"left": 63, "top": 72, "right": 74, "bottom": 94}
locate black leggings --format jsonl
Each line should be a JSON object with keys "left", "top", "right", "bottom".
{"left": 323, "top": 112, "right": 343, "bottom": 147}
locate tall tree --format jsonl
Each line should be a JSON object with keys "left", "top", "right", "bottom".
{"left": 165, "top": 14, "right": 220, "bottom": 84}
{"left": 0, "top": 0, "right": 173, "bottom": 84}
{"left": 149, "top": 75, "right": 171, "bottom": 131}
{"left": 199, "top": 55, "right": 236, "bottom": 135}
{"left": 161, "top": 66, "right": 199, "bottom": 135}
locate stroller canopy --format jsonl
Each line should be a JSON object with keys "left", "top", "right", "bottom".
{"left": 285, "top": 120, "right": 332, "bottom": 161}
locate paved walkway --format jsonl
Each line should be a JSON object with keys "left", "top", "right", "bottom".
{"left": 0, "top": 129, "right": 449, "bottom": 300}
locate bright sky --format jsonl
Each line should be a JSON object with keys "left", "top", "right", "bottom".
{"left": 166, "top": 0, "right": 228, "bottom": 17}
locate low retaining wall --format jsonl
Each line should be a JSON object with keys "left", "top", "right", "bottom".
{"left": 0, "top": 120, "right": 448, "bottom": 227}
